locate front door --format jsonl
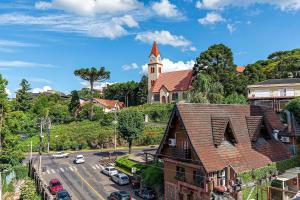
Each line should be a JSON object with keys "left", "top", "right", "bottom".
{"left": 162, "top": 96, "right": 167, "bottom": 103}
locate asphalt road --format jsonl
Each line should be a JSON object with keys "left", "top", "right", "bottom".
{"left": 30, "top": 150, "right": 146, "bottom": 200}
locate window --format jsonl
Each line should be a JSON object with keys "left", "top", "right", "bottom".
{"left": 223, "top": 123, "right": 237, "bottom": 145}
{"left": 151, "top": 80, "right": 155, "bottom": 86}
{"left": 193, "top": 170, "right": 204, "bottom": 188}
{"left": 255, "top": 90, "right": 271, "bottom": 97}
{"left": 176, "top": 166, "right": 185, "bottom": 181}
{"left": 158, "top": 67, "right": 162, "bottom": 73}
{"left": 150, "top": 67, "right": 155, "bottom": 73}
{"left": 278, "top": 88, "right": 295, "bottom": 97}
{"left": 154, "top": 93, "right": 160, "bottom": 102}
{"left": 172, "top": 92, "right": 179, "bottom": 101}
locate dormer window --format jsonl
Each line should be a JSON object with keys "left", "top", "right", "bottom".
{"left": 211, "top": 117, "right": 238, "bottom": 147}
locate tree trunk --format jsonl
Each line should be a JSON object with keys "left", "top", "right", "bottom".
{"left": 128, "top": 140, "right": 132, "bottom": 154}
{"left": 90, "top": 80, "right": 94, "bottom": 121}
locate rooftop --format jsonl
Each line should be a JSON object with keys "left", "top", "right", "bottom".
{"left": 253, "top": 78, "right": 300, "bottom": 85}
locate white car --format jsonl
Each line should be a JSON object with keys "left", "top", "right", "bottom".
{"left": 74, "top": 155, "right": 85, "bottom": 164}
{"left": 111, "top": 173, "right": 130, "bottom": 185}
{"left": 52, "top": 152, "right": 69, "bottom": 159}
{"left": 102, "top": 166, "right": 118, "bottom": 177}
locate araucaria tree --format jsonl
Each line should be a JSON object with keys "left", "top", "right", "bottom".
{"left": 15, "top": 79, "right": 31, "bottom": 111}
{"left": 74, "top": 67, "right": 110, "bottom": 120}
{"left": 117, "top": 109, "right": 144, "bottom": 154}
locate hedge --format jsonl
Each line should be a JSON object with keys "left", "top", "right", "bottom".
{"left": 115, "top": 155, "right": 146, "bottom": 174}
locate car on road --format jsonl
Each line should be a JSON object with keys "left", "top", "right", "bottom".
{"left": 130, "top": 176, "right": 141, "bottom": 189}
{"left": 74, "top": 155, "right": 85, "bottom": 164}
{"left": 56, "top": 189, "right": 72, "bottom": 200}
{"left": 52, "top": 152, "right": 69, "bottom": 159}
{"left": 111, "top": 173, "right": 130, "bottom": 185}
{"left": 109, "top": 191, "right": 131, "bottom": 200}
{"left": 102, "top": 166, "right": 118, "bottom": 177}
{"left": 136, "top": 187, "right": 156, "bottom": 200}
{"left": 49, "top": 179, "right": 64, "bottom": 195}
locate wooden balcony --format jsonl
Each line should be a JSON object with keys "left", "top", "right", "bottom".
{"left": 170, "top": 147, "right": 192, "bottom": 160}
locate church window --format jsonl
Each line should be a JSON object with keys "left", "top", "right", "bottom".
{"left": 172, "top": 92, "right": 179, "bottom": 101}
{"left": 151, "top": 80, "right": 155, "bottom": 86}
{"left": 158, "top": 67, "right": 161, "bottom": 73}
{"left": 150, "top": 67, "right": 155, "bottom": 73}
{"left": 154, "top": 93, "right": 160, "bottom": 101}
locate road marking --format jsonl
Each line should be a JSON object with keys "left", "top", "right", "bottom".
{"left": 46, "top": 170, "right": 50, "bottom": 174}
{"left": 96, "top": 165, "right": 100, "bottom": 169}
{"left": 81, "top": 165, "right": 86, "bottom": 170}
{"left": 65, "top": 167, "right": 69, "bottom": 171}
{"left": 65, "top": 163, "right": 105, "bottom": 200}
{"left": 51, "top": 169, "right": 55, "bottom": 174}
{"left": 92, "top": 165, "right": 96, "bottom": 170}
{"left": 60, "top": 168, "right": 65, "bottom": 172}
{"left": 69, "top": 167, "right": 74, "bottom": 171}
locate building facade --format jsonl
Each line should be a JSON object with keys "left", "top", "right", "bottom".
{"left": 248, "top": 78, "right": 300, "bottom": 111}
{"left": 147, "top": 41, "right": 193, "bottom": 104}
{"left": 156, "top": 104, "right": 291, "bottom": 200}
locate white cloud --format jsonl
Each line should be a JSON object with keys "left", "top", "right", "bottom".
{"left": 227, "top": 23, "right": 236, "bottom": 33}
{"left": 151, "top": 0, "right": 182, "bottom": 18}
{"left": 28, "top": 77, "right": 52, "bottom": 84}
{"left": 122, "top": 63, "right": 139, "bottom": 71}
{"left": 0, "top": 60, "right": 54, "bottom": 68}
{"left": 32, "top": 86, "right": 52, "bottom": 93}
{"left": 198, "top": 12, "right": 225, "bottom": 25}
{"left": 80, "top": 81, "right": 116, "bottom": 90}
{"left": 135, "top": 30, "right": 193, "bottom": 51}
{"left": 0, "top": 13, "right": 139, "bottom": 39}
{"left": 0, "top": 39, "right": 35, "bottom": 52}
{"left": 5, "top": 88, "right": 11, "bottom": 97}
{"left": 35, "top": 0, "right": 141, "bottom": 16}
{"left": 142, "top": 58, "right": 195, "bottom": 74}
{"left": 195, "top": 0, "right": 300, "bottom": 11}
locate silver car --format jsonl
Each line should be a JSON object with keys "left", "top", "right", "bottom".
{"left": 111, "top": 173, "right": 130, "bottom": 185}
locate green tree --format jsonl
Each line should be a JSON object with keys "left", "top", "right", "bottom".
{"left": 137, "top": 75, "right": 148, "bottom": 105}
{"left": 5, "top": 111, "right": 34, "bottom": 135}
{"left": 74, "top": 67, "right": 110, "bottom": 120}
{"left": 105, "top": 81, "right": 139, "bottom": 106}
{"left": 285, "top": 97, "right": 300, "bottom": 123}
{"left": 224, "top": 92, "right": 248, "bottom": 105}
{"left": 118, "top": 109, "right": 144, "bottom": 153}
{"left": 188, "top": 74, "right": 224, "bottom": 104}
{"left": 15, "top": 79, "right": 31, "bottom": 112}
{"left": 68, "top": 90, "right": 80, "bottom": 116}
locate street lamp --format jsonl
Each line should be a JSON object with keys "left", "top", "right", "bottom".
{"left": 112, "top": 120, "right": 118, "bottom": 150}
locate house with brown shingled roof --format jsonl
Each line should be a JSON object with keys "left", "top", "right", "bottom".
{"left": 156, "top": 104, "right": 291, "bottom": 200}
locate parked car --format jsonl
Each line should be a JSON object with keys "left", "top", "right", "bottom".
{"left": 136, "top": 187, "right": 156, "bottom": 200}
{"left": 74, "top": 155, "right": 85, "bottom": 164}
{"left": 111, "top": 173, "right": 130, "bottom": 185}
{"left": 56, "top": 189, "right": 72, "bottom": 200}
{"left": 109, "top": 191, "right": 131, "bottom": 200}
{"left": 52, "top": 152, "right": 69, "bottom": 159}
{"left": 49, "top": 179, "right": 64, "bottom": 195}
{"left": 102, "top": 166, "right": 118, "bottom": 177}
{"left": 130, "top": 176, "right": 141, "bottom": 189}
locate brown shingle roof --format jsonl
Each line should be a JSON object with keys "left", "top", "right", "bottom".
{"left": 173, "top": 104, "right": 290, "bottom": 173}
{"left": 246, "top": 116, "right": 263, "bottom": 142}
{"left": 211, "top": 117, "right": 230, "bottom": 146}
{"left": 152, "top": 70, "right": 192, "bottom": 93}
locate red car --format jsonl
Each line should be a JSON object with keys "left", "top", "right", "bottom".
{"left": 49, "top": 179, "right": 64, "bottom": 195}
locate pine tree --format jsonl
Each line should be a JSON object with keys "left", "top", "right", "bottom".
{"left": 15, "top": 79, "right": 31, "bottom": 112}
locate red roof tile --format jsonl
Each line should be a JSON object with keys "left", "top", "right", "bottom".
{"left": 236, "top": 66, "right": 245, "bottom": 73}
{"left": 93, "top": 98, "right": 121, "bottom": 109}
{"left": 152, "top": 70, "right": 193, "bottom": 92}
{"left": 149, "top": 41, "right": 160, "bottom": 57}
{"left": 169, "top": 104, "right": 290, "bottom": 173}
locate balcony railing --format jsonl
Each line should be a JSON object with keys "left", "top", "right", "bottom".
{"left": 170, "top": 147, "right": 192, "bottom": 160}
{"left": 175, "top": 174, "right": 186, "bottom": 182}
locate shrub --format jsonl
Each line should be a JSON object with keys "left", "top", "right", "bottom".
{"left": 115, "top": 155, "right": 146, "bottom": 173}
{"left": 20, "top": 178, "right": 41, "bottom": 200}
{"left": 142, "top": 163, "right": 163, "bottom": 188}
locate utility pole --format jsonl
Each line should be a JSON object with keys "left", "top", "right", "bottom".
{"left": 46, "top": 117, "right": 51, "bottom": 154}
{"left": 38, "top": 117, "right": 44, "bottom": 174}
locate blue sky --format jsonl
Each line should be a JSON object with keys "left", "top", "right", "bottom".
{"left": 0, "top": 0, "right": 300, "bottom": 96}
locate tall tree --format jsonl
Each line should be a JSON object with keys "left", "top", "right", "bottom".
{"left": 74, "top": 67, "right": 110, "bottom": 120}
{"left": 68, "top": 90, "right": 80, "bottom": 116}
{"left": 15, "top": 79, "right": 31, "bottom": 112}
{"left": 118, "top": 109, "right": 144, "bottom": 154}
{"left": 137, "top": 75, "right": 148, "bottom": 105}
{"left": 193, "top": 44, "right": 236, "bottom": 96}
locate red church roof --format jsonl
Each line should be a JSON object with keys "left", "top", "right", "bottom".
{"left": 152, "top": 70, "right": 193, "bottom": 93}
{"left": 149, "top": 41, "right": 160, "bottom": 57}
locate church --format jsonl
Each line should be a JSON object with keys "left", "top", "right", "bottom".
{"left": 147, "top": 41, "right": 193, "bottom": 104}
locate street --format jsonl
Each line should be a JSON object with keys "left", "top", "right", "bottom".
{"left": 31, "top": 151, "right": 143, "bottom": 200}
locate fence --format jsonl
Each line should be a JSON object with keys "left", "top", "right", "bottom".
{"left": 28, "top": 160, "right": 54, "bottom": 200}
